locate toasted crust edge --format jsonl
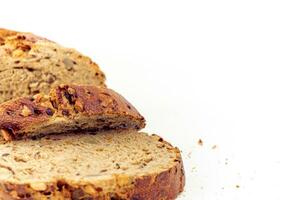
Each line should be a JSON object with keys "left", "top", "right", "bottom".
{"left": 0, "top": 84, "right": 145, "bottom": 141}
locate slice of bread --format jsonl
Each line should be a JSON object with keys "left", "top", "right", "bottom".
{"left": 0, "top": 28, "right": 105, "bottom": 103}
{"left": 0, "top": 84, "right": 145, "bottom": 141}
{"left": 0, "top": 131, "right": 185, "bottom": 200}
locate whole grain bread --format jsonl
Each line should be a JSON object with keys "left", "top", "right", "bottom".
{"left": 0, "top": 28, "right": 105, "bottom": 103}
{"left": 0, "top": 84, "right": 145, "bottom": 141}
{"left": 0, "top": 131, "right": 185, "bottom": 200}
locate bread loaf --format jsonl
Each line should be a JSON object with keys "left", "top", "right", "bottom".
{"left": 0, "top": 28, "right": 105, "bottom": 103}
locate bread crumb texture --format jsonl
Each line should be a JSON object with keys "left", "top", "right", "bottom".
{"left": 0, "top": 131, "right": 185, "bottom": 199}
{"left": 0, "top": 28, "right": 105, "bottom": 103}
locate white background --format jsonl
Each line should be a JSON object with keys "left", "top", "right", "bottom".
{"left": 2, "top": 1, "right": 300, "bottom": 199}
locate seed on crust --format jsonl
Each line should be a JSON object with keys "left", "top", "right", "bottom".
{"left": 67, "top": 87, "right": 76, "bottom": 95}
{"left": 20, "top": 105, "right": 32, "bottom": 117}
{"left": 0, "top": 129, "right": 13, "bottom": 141}
{"left": 74, "top": 101, "right": 84, "bottom": 112}
{"left": 63, "top": 58, "right": 74, "bottom": 71}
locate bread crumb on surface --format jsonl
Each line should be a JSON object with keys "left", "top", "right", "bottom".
{"left": 236, "top": 185, "right": 240, "bottom": 188}
{"left": 198, "top": 139, "right": 203, "bottom": 146}
{"left": 212, "top": 145, "right": 217, "bottom": 149}
{"left": 225, "top": 158, "right": 228, "bottom": 165}
{"left": 191, "top": 166, "right": 197, "bottom": 173}
{"left": 187, "top": 151, "right": 192, "bottom": 158}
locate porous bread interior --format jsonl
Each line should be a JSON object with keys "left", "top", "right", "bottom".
{"left": 19, "top": 115, "right": 142, "bottom": 139}
{"left": 0, "top": 32, "right": 105, "bottom": 103}
{"left": 0, "top": 131, "right": 179, "bottom": 188}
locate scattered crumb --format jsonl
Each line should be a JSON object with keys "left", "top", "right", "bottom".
{"left": 212, "top": 145, "right": 217, "bottom": 149}
{"left": 236, "top": 185, "right": 240, "bottom": 188}
{"left": 187, "top": 151, "right": 192, "bottom": 158}
{"left": 198, "top": 139, "right": 203, "bottom": 146}
{"left": 225, "top": 158, "right": 228, "bottom": 165}
{"left": 191, "top": 166, "right": 197, "bottom": 172}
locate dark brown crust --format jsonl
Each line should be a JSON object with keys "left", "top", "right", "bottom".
{"left": 52, "top": 85, "right": 142, "bottom": 118}
{"left": 0, "top": 98, "right": 50, "bottom": 139}
{"left": 0, "top": 138, "right": 185, "bottom": 200}
{"left": 0, "top": 84, "right": 145, "bottom": 141}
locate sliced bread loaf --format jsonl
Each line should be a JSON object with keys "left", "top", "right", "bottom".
{"left": 0, "top": 131, "right": 185, "bottom": 200}
{"left": 0, "top": 84, "right": 145, "bottom": 141}
{"left": 0, "top": 28, "right": 105, "bottom": 103}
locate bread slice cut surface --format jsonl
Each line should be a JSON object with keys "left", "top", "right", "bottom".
{"left": 0, "top": 84, "right": 145, "bottom": 141}
{"left": 0, "top": 28, "right": 105, "bottom": 103}
{"left": 0, "top": 131, "right": 185, "bottom": 200}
